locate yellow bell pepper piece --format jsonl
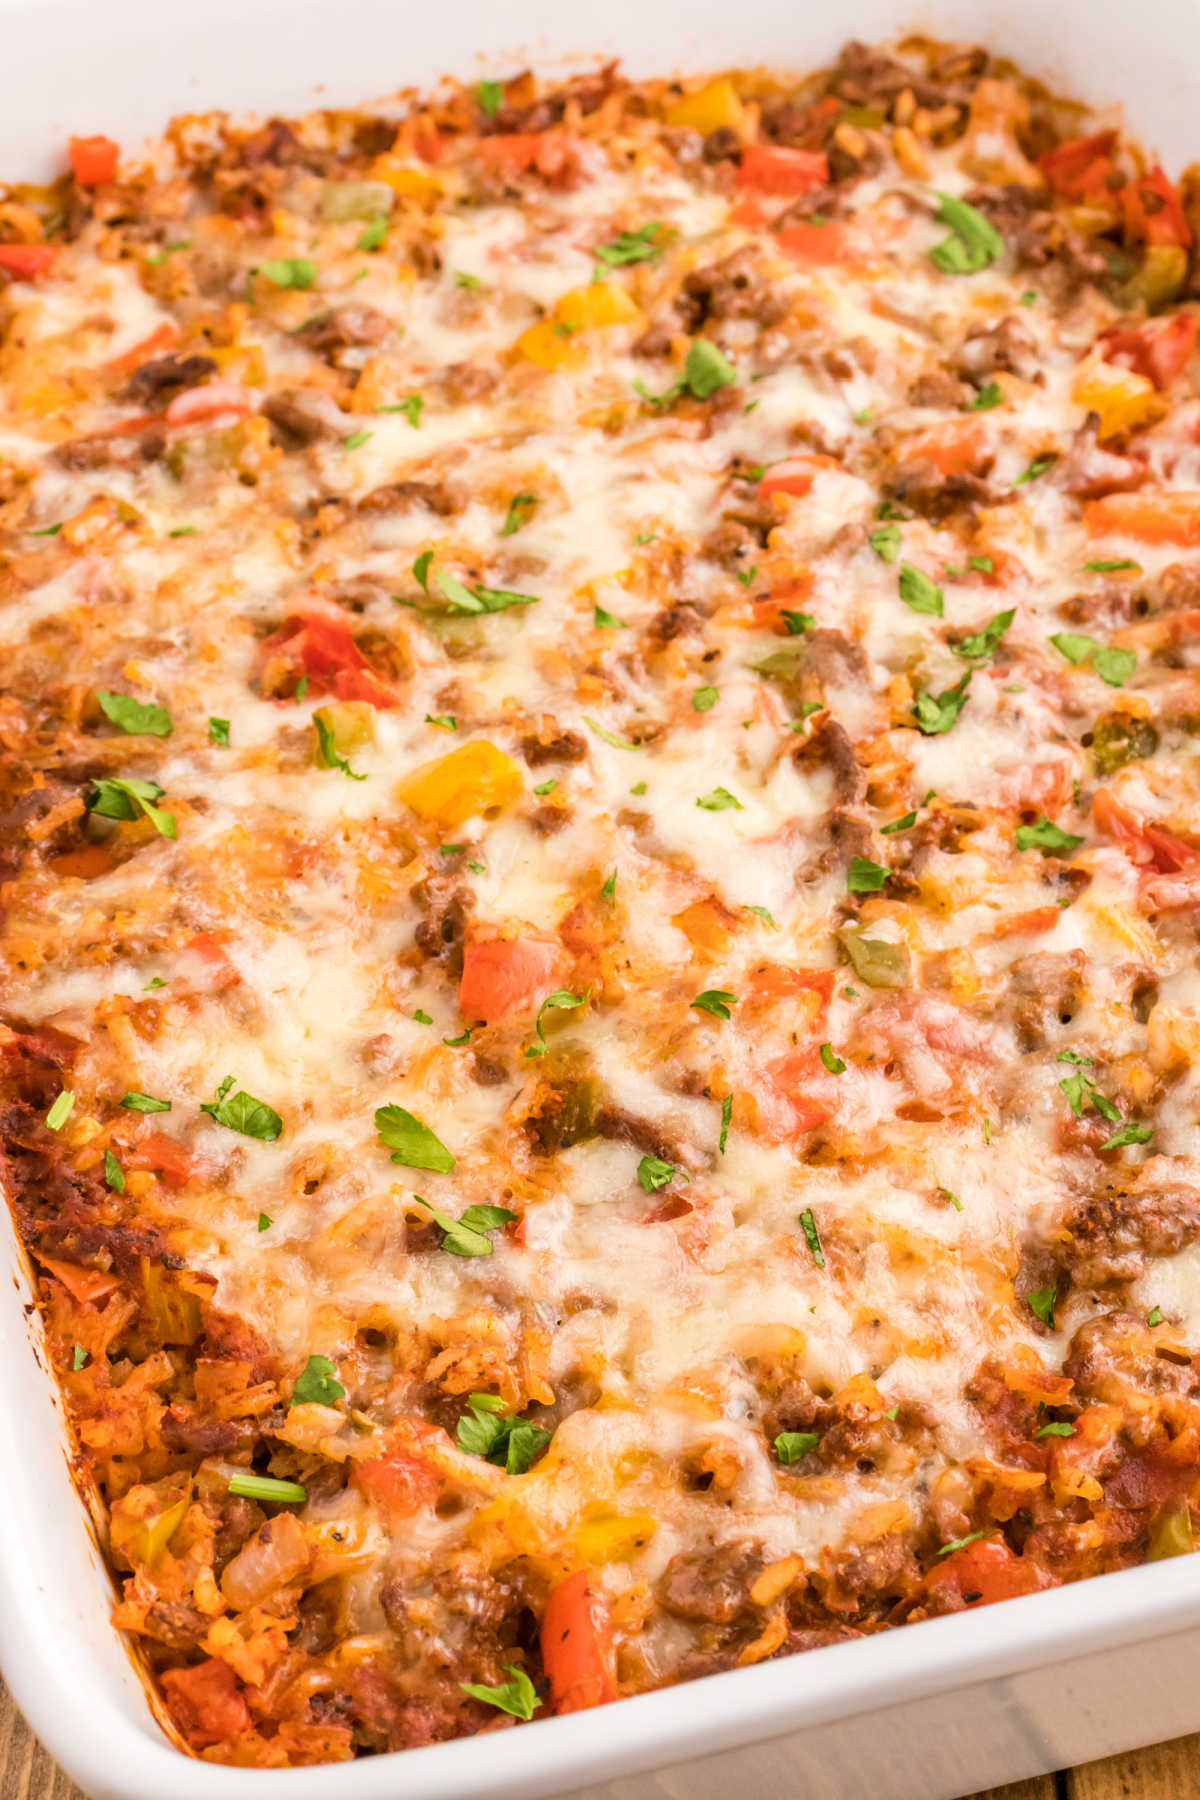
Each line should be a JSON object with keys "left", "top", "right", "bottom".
{"left": 555, "top": 283, "right": 643, "bottom": 330}
{"left": 109, "top": 1471, "right": 192, "bottom": 1568}
{"left": 370, "top": 157, "right": 443, "bottom": 202}
{"left": 396, "top": 740, "right": 522, "bottom": 825}
{"left": 576, "top": 1510, "right": 659, "bottom": 1564}
{"left": 516, "top": 319, "right": 588, "bottom": 372}
{"left": 1073, "top": 360, "right": 1164, "bottom": 440}
{"left": 664, "top": 78, "right": 745, "bottom": 135}
{"left": 1148, "top": 1501, "right": 1194, "bottom": 1560}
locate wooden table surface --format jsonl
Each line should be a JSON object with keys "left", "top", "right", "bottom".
{"left": 3, "top": 1681, "right": 1199, "bottom": 1800}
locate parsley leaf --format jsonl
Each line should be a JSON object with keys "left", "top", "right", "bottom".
{"left": 477, "top": 79, "right": 505, "bottom": 117}
{"left": 637, "top": 1154, "right": 681, "bottom": 1193}
{"left": 1015, "top": 817, "right": 1083, "bottom": 857}
{"left": 1101, "top": 1119, "right": 1154, "bottom": 1150}
{"left": 357, "top": 216, "right": 389, "bottom": 252}
{"left": 774, "top": 1430, "right": 820, "bottom": 1463}
{"left": 71, "top": 1344, "right": 88, "bottom": 1370}
{"left": 534, "top": 778, "right": 557, "bottom": 796}
{"left": 200, "top": 1078, "right": 282, "bottom": 1140}
{"left": 898, "top": 562, "right": 944, "bottom": 617}
{"left": 1015, "top": 454, "right": 1055, "bottom": 485}
{"left": 208, "top": 716, "right": 230, "bottom": 746}
{"left": 1059, "top": 1071, "right": 1119, "bottom": 1122}
{"left": 525, "top": 989, "right": 588, "bottom": 1058}
{"left": 594, "top": 604, "right": 626, "bottom": 628}
{"left": 121, "top": 1091, "right": 171, "bottom": 1113}
{"left": 954, "top": 607, "right": 1015, "bottom": 662}
{"left": 799, "top": 1207, "right": 825, "bottom": 1268}
{"left": 719, "top": 1093, "right": 732, "bottom": 1153}
{"left": 691, "top": 989, "right": 737, "bottom": 1020}
{"left": 291, "top": 1354, "right": 345, "bottom": 1406}
{"left": 1085, "top": 558, "right": 1139, "bottom": 574}
{"left": 869, "top": 521, "right": 901, "bottom": 562}
{"left": 818, "top": 1043, "right": 846, "bottom": 1074}
{"left": 314, "top": 713, "right": 367, "bottom": 780}
{"left": 257, "top": 1212, "right": 272, "bottom": 1231}
{"left": 45, "top": 1090, "right": 74, "bottom": 1131}
{"left": 1049, "top": 631, "right": 1136, "bottom": 687}
{"left": 501, "top": 493, "right": 536, "bottom": 536}
{"left": 847, "top": 856, "right": 887, "bottom": 893}
{"left": 456, "top": 1393, "right": 551, "bottom": 1472}
{"left": 781, "top": 610, "right": 814, "bottom": 635}
{"left": 685, "top": 337, "right": 737, "bottom": 398}
{"left": 88, "top": 776, "right": 177, "bottom": 839}
{"left": 881, "top": 810, "right": 917, "bottom": 834}
{"left": 460, "top": 1666, "right": 540, "bottom": 1721}
{"left": 97, "top": 691, "right": 172, "bottom": 738}
{"left": 970, "top": 380, "right": 1003, "bottom": 411}
{"left": 414, "top": 1196, "right": 515, "bottom": 1257}
{"left": 744, "top": 904, "right": 777, "bottom": 927}
{"left": 595, "top": 223, "right": 665, "bottom": 267}
{"left": 1035, "top": 1421, "right": 1076, "bottom": 1439}
{"left": 938, "top": 1532, "right": 984, "bottom": 1556}
{"left": 692, "top": 685, "right": 719, "bottom": 712}
{"left": 425, "top": 713, "right": 456, "bottom": 731}
{"left": 1028, "top": 1286, "right": 1057, "bottom": 1327}
{"left": 929, "top": 192, "right": 1004, "bottom": 274}
{"left": 913, "top": 672, "right": 971, "bottom": 735}
{"left": 257, "top": 257, "right": 318, "bottom": 290}
{"left": 375, "top": 1104, "right": 455, "bottom": 1172}
{"left": 601, "top": 868, "right": 617, "bottom": 900}
{"left": 103, "top": 1148, "right": 125, "bottom": 1193}
{"left": 696, "top": 786, "right": 742, "bottom": 811}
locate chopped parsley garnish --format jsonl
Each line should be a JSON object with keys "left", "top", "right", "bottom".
{"left": 929, "top": 192, "right": 1004, "bottom": 274}
{"left": 898, "top": 561, "right": 944, "bottom": 617}
{"left": 456, "top": 1392, "right": 551, "bottom": 1473}
{"left": 969, "top": 555, "right": 994, "bottom": 573}
{"left": 1059, "top": 1070, "right": 1120, "bottom": 1122}
{"left": 375, "top": 1104, "right": 454, "bottom": 1171}
{"left": 291, "top": 1354, "right": 345, "bottom": 1406}
{"left": 121, "top": 1091, "right": 171, "bottom": 1113}
{"left": 88, "top": 776, "right": 176, "bottom": 839}
{"left": 200, "top": 1076, "right": 283, "bottom": 1141}
{"left": 696, "top": 786, "right": 742, "bottom": 811}
{"left": 954, "top": 607, "right": 1015, "bottom": 662}
{"left": 103, "top": 1148, "right": 125, "bottom": 1193}
{"left": 781, "top": 610, "right": 814, "bottom": 635}
{"left": 1016, "top": 817, "right": 1083, "bottom": 857}
{"left": 378, "top": 393, "right": 424, "bottom": 428}
{"left": 847, "top": 856, "right": 887, "bottom": 893}
{"left": 941, "top": 1188, "right": 964, "bottom": 1212}
{"left": 1035, "top": 1421, "right": 1076, "bottom": 1439}
{"left": 295, "top": 674, "right": 309, "bottom": 702}
{"left": 257, "top": 257, "right": 318, "bottom": 289}
{"left": 425, "top": 713, "right": 456, "bottom": 731}
{"left": 1015, "top": 454, "right": 1055, "bottom": 485}
{"left": 938, "top": 1532, "right": 984, "bottom": 1556}
{"left": 454, "top": 270, "right": 482, "bottom": 290}
{"left": 27, "top": 522, "right": 62, "bottom": 536}
{"left": 314, "top": 713, "right": 367, "bottom": 780}
{"left": 501, "top": 493, "right": 536, "bottom": 535}
{"left": 257, "top": 1212, "right": 272, "bottom": 1231}
{"left": 477, "top": 78, "right": 504, "bottom": 116}
{"left": 147, "top": 240, "right": 191, "bottom": 265}
{"left": 970, "top": 380, "right": 1003, "bottom": 411}
{"left": 774, "top": 1430, "right": 819, "bottom": 1464}
{"left": 443, "top": 1028, "right": 472, "bottom": 1047}
{"left": 869, "top": 521, "right": 901, "bottom": 562}
{"left": 413, "top": 1197, "right": 516, "bottom": 1258}
{"left": 1084, "top": 558, "right": 1140, "bottom": 574}
{"left": 97, "top": 691, "right": 172, "bottom": 738}
{"left": 533, "top": 778, "right": 558, "bottom": 796}
{"left": 601, "top": 868, "right": 617, "bottom": 901}
{"left": 637, "top": 1154, "right": 681, "bottom": 1193}
{"left": 594, "top": 604, "right": 626, "bottom": 628}
{"left": 228, "top": 1472, "right": 308, "bottom": 1503}
{"left": 913, "top": 672, "right": 971, "bottom": 735}
{"left": 525, "top": 989, "right": 588, "bottom": 1059}
{"left": 414, "top": 1009, "right": 433, "bottom": 1025}
{"left": 818, "top": 1043, "right": 846, "bottom": 1075}
{"left": 208, "top": 716, "right": 230, "bottom": 746}
{"left": 735, "top": 565, "right": 759, "bottom": 588}
{"left": 460, "top": 1666, "right": 540, "bottom": 1721}
{"left": 881, "top": 809, "right": 917, "bottom": 834}
{"left": 1100, "top": 1120, "right": 1154, "bottom": 1150}
{"left": 168, "top": 527, "right": 197, "bottom": 538}
{"left": 744, "top": 904, "right": 777, "bottom": 927}
{"left": 1028, "top": 1286, "right": 1057, "bottom": 1326}
{"left": 692, "top": 686, "right": 720, "bottom": 713}
{"left": 630, "top": 780, "right": 647, "bottom": 795}
{"left": 595, "top": 223, "right": 665, "bottom": 267}
{"left": 691, "top": 989, "right": 737, "bottom": 1020}
{"left": 413, "top": 561, "right": 540, "bottom": 615}
{"left": 1048, "top": 631, "right": 1136, "bottom": 688}
{"left": 636, "top": 338, "right": 736, "bottom": 406}
{"left": 71, "top": 1345, "right": 88, "bottom": 1370}
{"left": 798, "top": 1207, "right": 825, "bottom": 1268}
{"left": 357, "top": 216, "right": 389, "bottom": 252}
{"left": 719, "top": 1093, "right": 732, "bottom": 1154}
{"left": 1148, "top": 1305, "right": 1164, "bottom": 1327}
{"left": 45, "top": 1090, "right": 74, "bottom": 1131}
{"left": 343, "top": 429, "right": 372, "bottom": 451}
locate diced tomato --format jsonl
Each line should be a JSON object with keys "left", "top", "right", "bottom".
{"left": 776, "top": 220, "right": 853, "bottom": 263}
{"left": 991, "top": 906, "right": 1061, "bottom": 938}
{"left": 69, "top": 135, "right": 120, "bottom": 187}
{"left": 1037, "top": 130, "right": 1119, "bottom": 201}
{"left": 354, "top": 1452, "right": 440, "bottom": 1515}
{"left": 747, "top": 965, "right": 836, "bottom": 1008}
{"left": 1084, "top": 492, "right": 1200, "bottom": 545}
{"left": 1098, "top": 312, "right": 1197, "bottom": 390}
{"left": 186, "top": 932, "right": 241, "bottom": 991}
{"left": 161, "top": 1658, "right": 251, "bottom": 1749}
{"left": 738, "top": 145, "right": 828, "bottom": 196}
{"left": 762, "top": 1048, "right": 836, "bottom": 1137}
{"left": 130, "top": 1130, "right": 197, "bottom": 1187}
{"left": 541, "top": 1570, "right": 618, "bottom": 1714}
{"left": 1091, "top": 786, "right": 1200, "bottom": 873}
{"left": 925, "top": 1537, "right": 1052, "bottom": 1607}
{"left": 1122, "top": 168, "right": 1192, "bottom": 249}
{"left": 0, "top": 243, "right": 56, "bottom": 280}
{"left": 164, "top": 381, "right": 252, "bottom": 426}
{"left": 759, "top": 455, "right": 840, "bottom": 499}
{"left": 38, "top": 1257, "right": 122, "bottom": 1307}
{"left": 49, "top": 844, "right": 115, "bottom": 880}
{"left": 903, "top": 418, "right": 988, "bottom": 477}
{"left": 107, "top": 322, "right": 177, "bottom": 379}
{"left": 412, "top": 127, "right": 442, "bottom": 163}
{"left": 459, "top": 937, "right": 563, "bottom": 1022}
{"left": 476, "top": 131, "right": 574, "bottom": 180}
{"left": 268, "top": 613, "right": 399, "bottom": 709}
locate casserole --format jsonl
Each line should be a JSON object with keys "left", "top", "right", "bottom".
{"left": 5, "top": 0, "right": 1200, "bottom": 1794}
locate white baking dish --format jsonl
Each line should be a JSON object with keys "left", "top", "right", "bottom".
{"left": 4, "top": 0, "right": 1200, "bottom": 1793}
